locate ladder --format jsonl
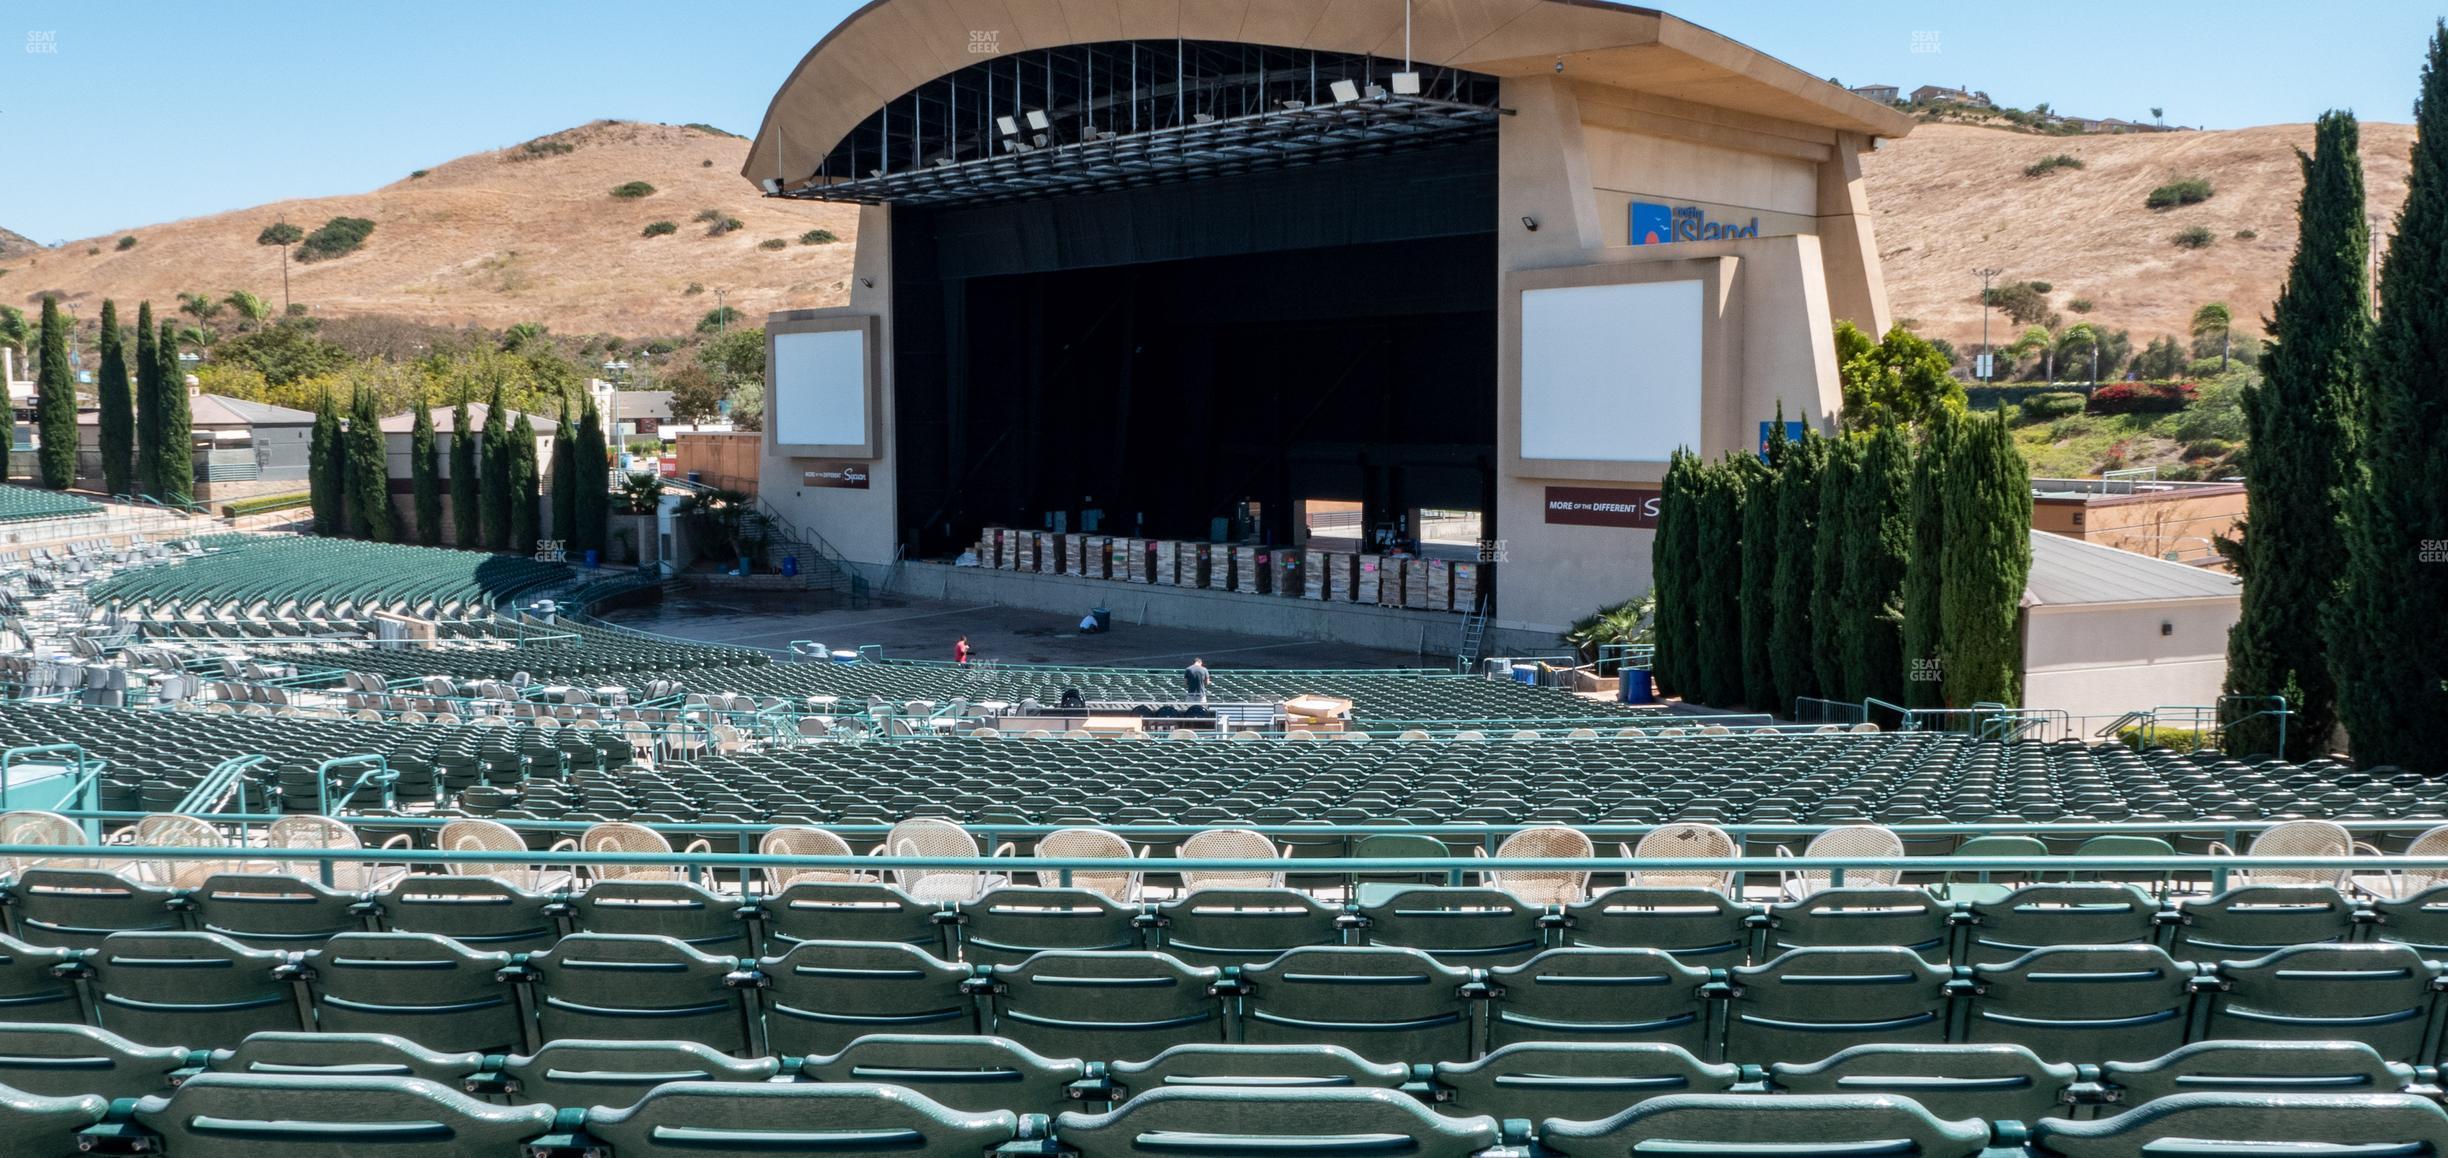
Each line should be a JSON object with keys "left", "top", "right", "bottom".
{"left": 1455, "top": 591, "right": 1492, "bottom": 673}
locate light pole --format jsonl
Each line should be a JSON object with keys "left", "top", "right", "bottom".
{"left": 1973, "top": 267, "right": 2004, "bottom": 381}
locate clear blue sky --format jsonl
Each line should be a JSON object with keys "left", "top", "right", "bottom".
{"left": 2, "top": 1, "right": 2437, "bottom": 243}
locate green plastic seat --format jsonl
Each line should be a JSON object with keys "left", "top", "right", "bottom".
{"left": 1106, "top": 1043, "right": 1410, "bottom": 1103}
{"left": 2100, "top": 1040, "right": 2421, "bottom": 1107}
{"left": 1357, "top": 887, "right": 1545, "bottom": 966}
{"left": 1770, "top": 1043, "right": 2077, "bottom": 1122}
{"left": 303, "top": 932, "right": 523, "bottom": 1053}
{"left": 2168, "top": 886, "right": 2358, "bottom": 957}
{"left": 2032, "top": 1091, "right": 2448, "bottom": 1157}
{"left": 1940, "top": 835, "right": 2052, "bottom": 904}
{"left": 207, "top": 1031, "right": 483, "bottom": 1087}
{"left": 799, "top": 1033, "right": 1083, "bottom": 1116}
{"left": 1963, "top": 945, "right": 2194, "bottom": 1063}
{"left": 957, "top": 887, "right": 1143, "bottom": 966}
{"left": 1561, "top": 887, "right": 1756, "bottom": 965}
{"left": 1149, "top": 888, "right": 1345, "bottom": 967}
{"left": 0, "top": 1083, "right": 108, "bottom": 1158}
{"left": 1436, "top": 1042, "right": 1738, "bottom": 1122}
{"left": 580, "top": 1080, "right": 1020, "bottom": 1158}
{"left": 1053, "top": 1086, "right": 1502, "bottom": 1158}
{"left": 494, "top": 1038, "right": 779, "bottom": 1108}
{"left": 760, "top": 939, "right": 979, "bottom": 1056}
{"left": 0, "top": 933, "right": 85, "bottom": 1024}
{"left": 1763, "top": 887, "right": 1954, "bottom": 963}
{"left": 569, "top": 879, "right": 751, "bottom": 955}
{"left": 2371, "top": 884, "right": 2448, "bottom": 955}
{"left": 988, "top": 950, "right": 1224, "bottom": 1062}
{"left": 1963, "top": 884, "right": 2161, "bottom": 966}
{"left": 1488, "top": 946, "right": 1713, "bottom": 1051}
{"left": 1241, "top": 946, "right": 1473, "bottom": 1063}
{"left": 127, "top": 1073, "right": 557, "bottom": 1157}
{"left": 0, "top": 1021, "right": 187, "bottom": 1099}
{"left": 6, "top": 868, "right": 180, "bottom": 950}
{"left": 2203, "top": 943, "right": 2444, "bottom": 1061}
{"left": 761, "top": 880, "right": 950, "bottom": 955}
{"left": 1538, "top": 1092, "right": 1992, "bottom": 1157}
{"left": 186, "top": 872, "right": 365, "bottom": 949}
{"left": 1723, "top": 948, "right": 1951, "bottom": 1065}
{"left": 87, "top": 931, "right": 302, "bottom": 1048}
{"left": 368, "top": 874, "right": 561, "bottom": 952}
{"left": 530, "top": 933, "right": 753, "bottom": 1055}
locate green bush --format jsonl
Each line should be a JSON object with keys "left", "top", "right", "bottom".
{"left": 708, "top": 216, "right": 743, "bottom": 236}
{"left": 609, "top": 181, "right": 656, "bottom": 199}
{"left": 116, "top": 236, "right": 138, "bottom": 251}
{"left": 409, "top": 169, "right": 429, "bottom": 179}
{"left": 296, "top": 216, "right": 376, "bottom": 262}
{"left": 692, "top": 208, "right": 723, "bottom": 223}
{"left": 799, "top": 229, "right": 838, "bottom": 245}
{"left": 2027, "top": 281, "right": 2054, "bottom": 294}
{"left": 2046, "top": 416, "right": 2088, "bottom": 442}
{"left": 697, "top": 306, "right": 740, "bottom": 333}
{"left": 2066, "top": 297, "right": 2094, "bottom": 313}
{"left": 641, "top": 220, "right": 677, "bottom": 238}
{"left": 757, "top": 237, "right": 787, "bottom": 250}
{"left": 516, "top": 138, "right": 575, "bottom": 160}
{"left": 683, "top": 282, "right": 704, "bottom": 296}
{"left": 2145, "top": 177, "right": 2214, "bottom": 209}
{"left": 2120, "top": 726, "right": 2207, "bottom": 752}
{"left": 220, "top": 491, "right": 312, "bottom": 518}
{"left": 2023, "top": 153, "right": 2085, "bottom": 177}
{"left": 2234, "top": 228, "right": 2257, "bottom": 240}
{"left": 2174, "top": 379, "right": 2248, "bottom": 442}
{"left": 2183, "top": 438, "right": 2235, "bottom": 460}
{"left": 2022, "top": 391, "right": 2087, "bottom": 419}
{"left": 2171, "top": 226, "right": 2215, "bottom": 250}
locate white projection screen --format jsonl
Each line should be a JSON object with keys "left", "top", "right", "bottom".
{"left": 1519, "top": 280, "right": 1704, "bottom": 462}
{"left": 771, "top": 326, "right": 871, "bottom": 450}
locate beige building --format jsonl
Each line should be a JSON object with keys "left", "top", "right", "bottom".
{"left": 2020, "top": 531, "right": 2242, "bottom": 724}
{"left": 742, "top": 0, "right": 1911, "bottom": 646}
{"left": 2030, "top": 477, "right": 2244, "bottom": 569}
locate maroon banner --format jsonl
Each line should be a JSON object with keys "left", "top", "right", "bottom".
{"left": 802, "top": 462, "right": 872, "bottom": 489}
{"left": 1544, "top": 485, "right": 1663, "bottom": 528}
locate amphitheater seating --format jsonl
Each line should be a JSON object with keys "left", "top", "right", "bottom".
{"left": 0, "top": 484, "right": 100, "bottom": 524}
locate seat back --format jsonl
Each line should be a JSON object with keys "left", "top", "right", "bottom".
{"left": 759, "top": 939, "right": 978, "bottom": 1056}
{"left": 2373, "top": 883, "right": 2448, "bottom": 956}
{"left": 128, "top": 1073, "right": 557, "bottom": 1157}
{"left": 799, "top": 1033, "right": 1083, "bottom": 1116}
{"left": 1490, "top": 826, "right": 1593, "bottom": 905}
{"left": 1034, "top": 827, "right": 1141, "bottom": 901}
{"left": 1963, "top": 883, "right": 2159, "bottom": 965}
{"left": 88, "top": 930, "right": 302, "bottom": 1047}
{"left": 1562, "top": 887, "right": 1754, "bottom": 966}
{"left": 1629, "top": 824, "right": 1738, "bottom": 891}
{"left": 530, "top": 933, "right": 751, "bottom": 1055}
{"left": 1769, "top": 1042, "right": 2077, "bottom": 1122}
{"left": 2205, "top": 943, "right": 2444, "bottom": 1061}
{"left": 497, "top": 1038, "right": 779, "bottom": 1108}
{"left": 2032, "top": 1092, "right": 2448, "bottom": 1157}
{"left": 568, "top": 879, "right": 750, "bottom": 954}
{"left": 2246, "top": 820, "right": 2354, "bottom": 887}
{"left": 958, "top": 887, "right": 1142, "bottom": 966}
{"left": 1241, "top": 946, "right": 1472, "bottom": 1063}
{"left": 0, "top": 1021, "right": 187, "bottom": 1099}
{"left": 1053, "top": 1087, "right": 1501, "bottom": 1158}
{"left": 303, "top": 932, "right": 522, "bottom": 1053}
{"left": 762, "top": 880, "right": 948, "bottom": 953}
{"left": 1763, "top": 887, "right": 1952, "bottom": 962}
{"left": 2100, "top": 1040, "right": 2418, "bottom": 1105}
{"left": 0, "top": 1085, "right": 107, "bottom": 1157}
{"left": 584, "top": 1081, "right": 1020, "bottom": 1158}
{"left": 758, "top": 825, "right": 856, "bottom": 890}
{"left": 2171, "top": 886, "right": 2359, "bottom": 956}
{"left": 887, "top": 818, "right": 985, "bottom": 902}
{"left": 990, "top": 950, "right": 1224, "bottom": 1062}
{"left": 7, "top": 867, "right": 179, "bottom": 949}
{"left": 209, "top": 1031, "right": 482, "bottom": 1086}
{"left": 1357, "top": 886, "right": 1544, "bottom": 966}
{"left": 1179, "top": 829, "right": 1283, "bottom": 891}
{"left": 0, "top": 931, "right": 86, "bottom": 1023}
{"left": 1796, "top": 825, "right": 1905, "bottom": 892}
{"left": 1724, "top": 947, "right": 1951, "bottom": 1065}
{"left": 1963, "top": 944, "right": 2193, "bottom": 1063}
{"left": 1436, "top": 1042, "right": 1737, "bottom": 1123}
{"left": 1488, "top": 947, "right": 1712, "bottom": 1052}
{"left": 1151, "top": 888, "right": 1344, "bottom": 967}
{"left": 188, "top": 872, "right": 364, "bottom": 949}
{"left": 1107, "top": 1043, "right": 1409, "bottom": 1102}
{"left": 1538, "top": 1092, "right": 1991, "bottom": 1158}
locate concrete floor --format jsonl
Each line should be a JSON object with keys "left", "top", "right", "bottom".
{"left": 597, "top": 586, "right": 1438, "bottom": 670}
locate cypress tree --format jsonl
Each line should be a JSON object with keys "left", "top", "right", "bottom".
{"left": 1810, "top": 436, "right": 1859, "bottom": 700}
{"left": 134, "top": 302, "right": 160, "bottom": 496}
{"left": 346, "top": 387, "right": 391, "bottom": 542}
{"left": 449, "top": 393, "right": 479, "bottom": 548}
{"left": 1768, "top": 429, "right": 1826, "bottom": 710}
{"left": 307, "top": 391, "right": 341, "bottom": 535}
{"left": 573, "top": 398, "right": 609, "bottom": 559}
{"left": 509, "top": 414, "right": 541, "bottom": 553}
{"left": 2335, "top": 23, "right": 2448, "bottom": 770}
{"left": 550, "top": 397, "right": 577, "bottom": 547}
{"left": 33, "top": 297, "right": 75, "bottom": 489}
{"left": 96, "top": 300, "right": 134, "bottom": 496}
{"left": 1692, "top": 458, "right": 1746, "bottom": 707}
{"left": 1940, "top": 412, "right": 2032, "bottom": 707}
{"left": 411, "top": 399, "right": 442, "bottom": 546}
{"left": 1841, "top": 425, "right": 1914, "bottom": 706}
{"left": 1739, "top": 419, "right": 1788, "bottom": 711}
{"left": 1650, "top": 449, "right": 1698, "bottom": 699}
{"left": 479, "top": 386, "right": 512, "bottom": 550}
{"left": 153, "top": 321, "right": 192, "bottom": 503}
{"left": 1902, "top": 410, "right": 1959, "bottom": 708}
{"left": 2227, "top": 110, "right": 2367, "bottom": 760}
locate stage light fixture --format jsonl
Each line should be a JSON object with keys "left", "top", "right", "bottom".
{"left": 1364, "top": 83, "right": 1388, "bottom": 100}
{"left": 1521, "top": 216, "right": 1539, "bottom": 231}
{"left": 759, "top": 177, "right": 783, "bottom": 194}
{"left": 1193, "top": 112, "right": 1215, "bottom": 124}
{"left": 1280, "top": 99, "right": 1305, "bottom": 110}
{"left": 1329, "top": 79, "right": 1360, "bottom": 103}
{"left": 996, "top": 115, "right": 1020, "bottom": 136}
{"left": 1025, "top": 109, "right": 1051, "bottom": 131}
{"left": 1391, "top": 71, "right": 1422, "bottom": 96}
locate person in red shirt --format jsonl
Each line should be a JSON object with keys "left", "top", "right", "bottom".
{"left": 954, "top": 636, "right": 971, "bottom": 664}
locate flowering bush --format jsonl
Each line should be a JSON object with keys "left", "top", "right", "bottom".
{"left": 2087, "top": 380, "right": 2197, "bottom": 415}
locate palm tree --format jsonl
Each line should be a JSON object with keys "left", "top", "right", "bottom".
{"left": 2191, "top": 301, "right": 2233, "bottom": 371}
{"left": 2006, "top": 324, "right": 2054, "bottom": 381}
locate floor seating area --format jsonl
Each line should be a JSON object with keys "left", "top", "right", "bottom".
{"left": 87, "top": 535, "right": 571, "bottom": 625}
{"left": 0, "top": 484, "right": 101, "bottom": 524}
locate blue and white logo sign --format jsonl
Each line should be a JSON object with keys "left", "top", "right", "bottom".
{"left": 1629, "top": 201, "right": 1762, "bottom": 245}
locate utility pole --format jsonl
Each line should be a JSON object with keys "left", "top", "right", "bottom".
{"left": 1973, "top": 267, "right": 2003, "bottom": 381}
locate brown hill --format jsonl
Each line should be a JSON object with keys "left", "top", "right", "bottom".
{"left": 1, "top": 121, "right": 860, "bottom": 336}
{"left": 1864, "top": 121, "right": 2413, "bottom": 352}
{"left": 0, "top": 226, "right": 38, "bottom": 261}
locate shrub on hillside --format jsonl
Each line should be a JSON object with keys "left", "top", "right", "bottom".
{"left": 2066, "top": 297, "right": 2094, "bottom": 313}
{"left": 2026, "top": 281, "right": 2053, "bottom": 294}
{"left": 2235, "top": 228, "right": 2258, "bottom": 240}
{"left": 409, "top": 169, "right": 429, "bottom": 179}
{"left": 116, "top": 236, "right": 138, "bottom": 251}
{"left": 610, "top": 181, "right": 656, "bottom": 199}
{"left": 692, "top": 208, "right": 724, "bottom": 223}
{"left": 757, "top": 238, "right": 788, "bottom": 250}
{"left": 707, "top": 216, "right": 744, "bottom": 236}
{"left": 2171, "top": 226, "right": 2216, "bottom": 249}
{"left": 2146, "top": 177, "right": 2214, "bottom": 209}
{"left": 799, "top": 229, "right": 838, "bottom": 245}
{"left": 2022, "top": 391, "right": 2087, "bottom": 419}
{"left": 296, "top": 216, "right": 376, "bottom": 262}
{"left": 641, "top": 220, "right": 677, "bottom": 237}
{"left": 2174, "top": 380, "right": 2248, "bottom": 442}
{"left": 2024, "top": 153, "right": 2085, "bottom": 177}
{"left": 515, "top": 138, "right": 575, "bottom": 160}
{"left": 2087, "top": 380, "right": 2196, "bottom": 415}
{"left": 2183, "top": 438, "right": 2235, "bottom": 460}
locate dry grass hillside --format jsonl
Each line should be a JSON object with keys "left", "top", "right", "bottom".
{"left": 2, "top": 121, "right": 860, "bottom": 336}
{"left": 1864, "top": 121, "right": 2413, "bottom": 350}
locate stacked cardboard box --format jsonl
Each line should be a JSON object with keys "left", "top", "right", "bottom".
{"left": 1402, "top": 558, "right": 1429, "bottom": 609}
{"left": 1355, "top": 556, "right": 1384, "bottom": 603}
{"left": 1303, "top": 550, "right": 1331, "bottom": 600}
{"left": 1283, "top": 693, "right": 1354, "bottom": 734}
{"left": 1153, "top": 542, "right": 1180, "bottom": 586}
{"left": 1230, "top": 547, "right": 1257, "bottom": 593}
{"left": 1424, "top": 559, "right": 1451, "bottom": 611}
{"left": 1452, "top": 561, "right": 1480, "bottom": 610}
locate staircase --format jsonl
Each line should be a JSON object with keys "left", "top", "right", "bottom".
{"left": 743, "top": 501, "right": 854, "bottom": 602}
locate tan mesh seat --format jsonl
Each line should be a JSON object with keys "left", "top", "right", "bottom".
{"left": 759, "top": 826, "right": 864, "bottom": 891}
{"left": 885, "top": 818, "right": 997, "bottom": 902}
{"left": 1780, "top": 824, "right": 1906, "bottom": 898}
{"left": 1180, "top": 828, "right": 1284, "bottom": 891}
{"left": 1033, "top": 827, "right": 1142, "bottom": 902}
{"left": 0, "top": 810, "right": 96, "bottom": 875}
{"left": 439, "top": 818, "right": 576, "bottom": 892}
{"left": 125, "top": 814, "right": 247, "bottom": 888}
{"left": 265, "top": 815, "right": 411, "bottom": 891}
{"left": 579, "top": 822, "right": 713, "bottom": 883}
{"left": 2370, "top": 825, "right": 2448, "bottom": 899}
{"left": 1490, "top": 826, "right": 1593, "bottom": 905}
{"left": 1630, "top": 823, "right": 1740, "bottom": 893}
{"left": 2208, "top": 820, "right": 2360, "bottom": 889}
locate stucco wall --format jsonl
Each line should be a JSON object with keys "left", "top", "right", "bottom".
{"left": 760, "top": 202, "right": 898, "bottom": 570}
{"left": 2021, "top": 598, "right": 2241, "bottom": 722}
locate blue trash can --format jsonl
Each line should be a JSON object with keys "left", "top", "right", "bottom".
{"left": 1621, "top": 668, "right": 1655, "bottom": 705}
{"left": 781, "top": 555, "right": 799, "bottom": 578}
{"left": 582, "top": 549, "right": 599, "bottom": 569}
{"left": 1511, "top": 663, "right": 1539, "bottom": 685}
